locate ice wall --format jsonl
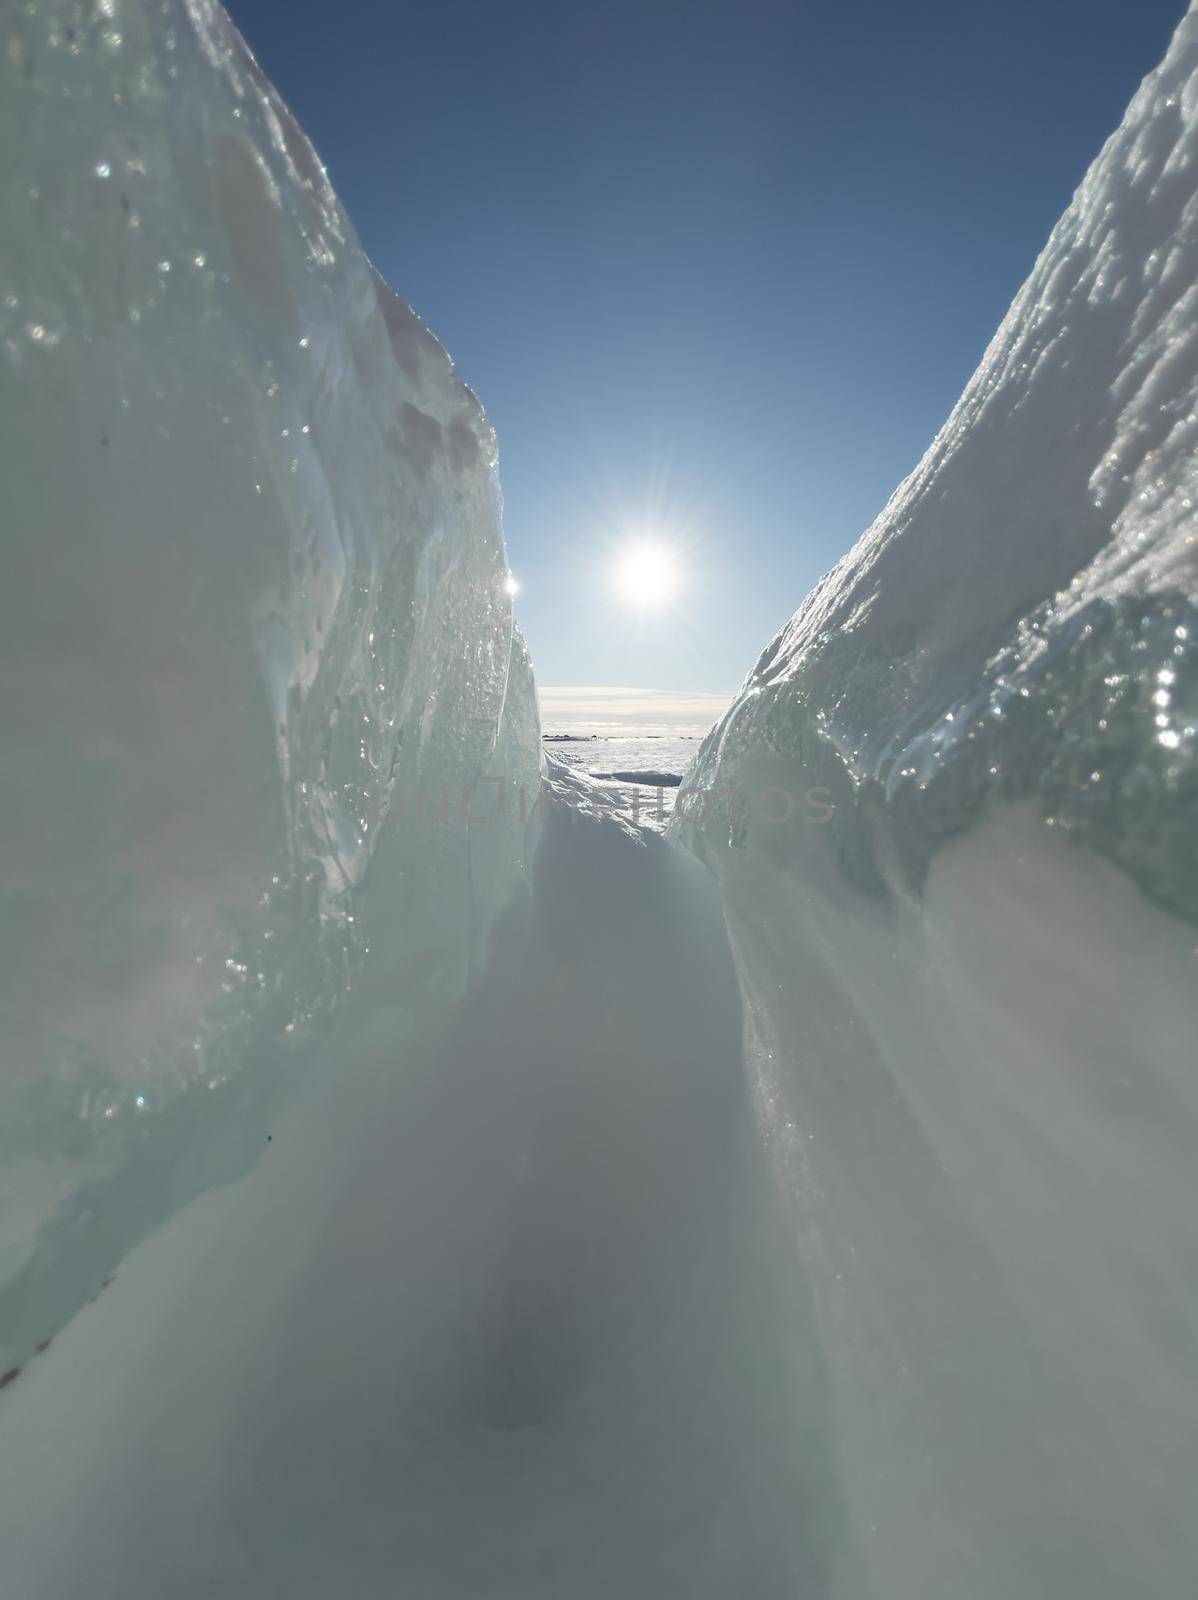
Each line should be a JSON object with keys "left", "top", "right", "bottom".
{"left": 676, "top": 7, "right": 1198, "bottom": 1594}
{"left": 0, "top": 0, "right": 538, "bottom": 1371}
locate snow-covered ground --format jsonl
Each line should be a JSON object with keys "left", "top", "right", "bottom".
{"left": 540, "top": 733, "right": 700, "bottom": 829}
{"left": 538, "top": 688, "right": 729, "bottom": 830}
{"left": 3, "top": 1, "right": 1198, "bottom": 1597}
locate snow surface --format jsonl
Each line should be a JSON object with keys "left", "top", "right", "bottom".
{"left": 3, "top": 0, "right": 1198, "bottom": 1597}
{"left": 541, "top": 734, "right": 699, "bottom": 830}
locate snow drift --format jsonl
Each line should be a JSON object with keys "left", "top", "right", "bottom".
{"left": 2, "top": 0, "right": 1198, "bottom": 1597}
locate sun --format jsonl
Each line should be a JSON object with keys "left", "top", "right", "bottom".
{"left": 611, "top": 540, "right": 681, "bottom": 612}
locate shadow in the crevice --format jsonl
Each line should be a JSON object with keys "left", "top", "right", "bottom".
{"left": 27, "top": 793, "right": 856, "bottom": 1599}
{"left": 454, "top": 803, "right": 747, "bottom": 1434}
{"left": 392, "top": 795, "right": 858, "bottom": 1594}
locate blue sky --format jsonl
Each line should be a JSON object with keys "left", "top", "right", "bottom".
{"left": 226, "top": 0, "right": 1184, "bottom": 695}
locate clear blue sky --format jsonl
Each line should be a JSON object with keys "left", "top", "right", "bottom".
{"left": 225, "top": 0, "right": 1184, "bottom": 693}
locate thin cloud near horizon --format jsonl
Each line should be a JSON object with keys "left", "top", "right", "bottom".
{"left": 538, "top": 685, "right": 735, "bottom": 735}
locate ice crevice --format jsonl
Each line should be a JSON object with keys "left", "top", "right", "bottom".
{"left": 0, "top": 779, "right": 847, "bottom": 1596}
{"left": 3, "top": 1, "right": 1198, "bottom": 1597}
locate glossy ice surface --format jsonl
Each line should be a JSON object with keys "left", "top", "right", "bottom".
{"left": 0, "top": 0, "right": 538, "bottom": 1365}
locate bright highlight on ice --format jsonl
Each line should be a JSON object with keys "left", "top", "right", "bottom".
{"left": 504, "top": 573, "right": 520, "bottom": 596}
{"left": 611, "top": 540, "right": 681, "bottom": 612}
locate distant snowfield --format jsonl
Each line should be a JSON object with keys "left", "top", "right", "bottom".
{"left": 540, "top": 732, "right": 698, "bottom": 831}
{"left": 537, "top": 689, "right": 730, "bottom": 829}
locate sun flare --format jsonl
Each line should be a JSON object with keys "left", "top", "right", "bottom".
{"left": 611, "top": 540, "right": 681, "bottom": 612}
